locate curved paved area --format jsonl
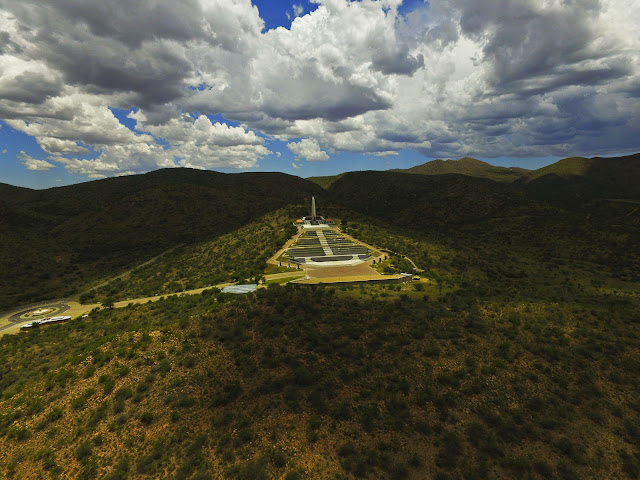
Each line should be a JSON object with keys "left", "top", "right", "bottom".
{"left": 0, "top": 281, "right": 239, "bottom": 338}
{"left": 7, "top": 303, "right": 70, "bottom": 324}
{"left": 302, "top": 257, "right": 366, "bottom": 267}
{"left": 0, "top": 301, "right": 96, "bottom": 336}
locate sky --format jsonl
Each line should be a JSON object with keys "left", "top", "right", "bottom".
{"left": 0, "top": 0, "right": 639, "bottom": 189}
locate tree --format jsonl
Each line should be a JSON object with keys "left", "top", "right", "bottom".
{"left": 102, "top": 297, "right": 115, "bottom": 310}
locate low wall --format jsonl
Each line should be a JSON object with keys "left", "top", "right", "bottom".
{"left": 293, "top": 274, "right": 412, "bottom": 287}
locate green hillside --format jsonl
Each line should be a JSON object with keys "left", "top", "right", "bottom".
{"left": 1, "top": 273, "right": 639, "bottom": 479}
{"left": 0, "top": 169, "right": 322, "bottom": 311}
{"left": 80, "top": 208, "right": 299, "bottom": 305}
{"left": 328, "top": 171, "right": 524, "bottom": 226}
{"left": 329, "top": 170, "right": 639, "bottom": 286}
{"left": 1, "top": 157, "right": 640, "bottom": 479}
{"left": 527, "top": 156, "right": 592, "bottom": 179}
{"left": 524, "top": 153, "right": 640, "bottom": 200}
{"left": 391, "top": 157, "right": 529, "bottom": 182}
{"left": 306, "top": 173, "right": 347, "bottom": 190}
{"left": 386, "top": 153, "right": 640, "bottom": 198}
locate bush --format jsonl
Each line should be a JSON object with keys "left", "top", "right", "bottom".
{"left": 114, "top": 364, "right": 130, "bottom": 377}
{"left": 99, "top": 375, "right": 116, "bottom": 395}
{"left": 331, "top": 401, "right": 352, "bottom": 421}
{"left": 76, "top": 440, "right": 93, "bottom": 461}
{"left": 268, "top": 448, "right": 287, "bottom": 468}
{"left": 46, "top": 406, "right": 64, "bottom": 423}
{"left": 436, "top": 431, "right": 463, "bottom": 470}
{"left": 114, "top": 387, "right": 133, "bottom": 401}
{"left": 140, "top": 411, "right": 154, "bottom": 426}
{"left": 6, "top": 425, "right": 30, "bottom": 441}
{"left": 533, "top": 460, "right": 553, "bottom": 478}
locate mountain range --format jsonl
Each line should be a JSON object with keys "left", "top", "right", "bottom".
{"left": 1, "top": 152, "right": 638, "bottom": 311}
{"left": 1, "top": 152, "right": 640, "bottom": 480}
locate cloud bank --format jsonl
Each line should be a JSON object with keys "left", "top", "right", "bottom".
{"left": 1, "top": 0, "right": 638, "bottom": 178}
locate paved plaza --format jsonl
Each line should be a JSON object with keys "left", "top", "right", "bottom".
{"left": 283, "top": 229, "right": 371, "bottom": 266}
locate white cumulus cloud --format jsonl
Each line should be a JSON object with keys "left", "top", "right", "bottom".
{"left": 0, "top": 0, "right": 638, "bottom": 180}
{"left": 287, "top": 138, "right": 330, "bottom": 162}
{"left": 18, "top": 151, "right": 56, "bottom": 171}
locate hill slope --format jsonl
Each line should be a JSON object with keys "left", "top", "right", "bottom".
{"left": 306, "top": 173, "right": 347, "bottom": 190}
{"left": 328, "top": 170, "right": 525, "bottom": 226}
{"left": 0, "top": 169, "right": 322, "bottom": 310}
{"left": 1, "top": 281, "right": 639, "bottom": 479}
{"left": 524, "top": 153, "right": 640, "bottom": 202}
{"left": 1, "top": 161, "right": 640, "bottom": 479}
{"left": 391, "top": 157, "right": 530, "bottom": 182}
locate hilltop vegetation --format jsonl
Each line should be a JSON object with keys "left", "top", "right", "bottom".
{"left": 1, "top": 279, "right": 639, "bottom": 479}
{"left": 391, "top": 157, "right": 529, "bottom": 182}
{"left": 306, "top": 173, "right": 347, "bottom": 190}
{"left": 80, "top": 208, "right": 299, "bottom": 305}
{"left": 329, "top": 168, "right": 639, "bottom": 303}
{"left": 1, "top": 153, "right": 639, "bottom": 479}
{"left": 309, "top": 153, "right": 640, "bottom": 199}
{"left": 0, "top": 169, "right": 322, "bottom": 310}
{"left": 2, "top": 153, "right": 637, "bottom": 311}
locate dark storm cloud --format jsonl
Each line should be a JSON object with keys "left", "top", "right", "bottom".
{"left": 259, "top": 62, "right": 394, "bottom": 122}
{"left": 372, "top": 44, "right": 425, "bottom": 75}
{"left": 454, "top": 0, "right": 624, "bottom": 95}
{"left": 502, "top": 61, "right": 632, "bottom": 99}
{"left": 0, "top": 31, "right": 22, "bottom": 54}
{"left": 0, "top": 71, "right": 63, "bottom": 104}
{"left": 53, "top": 42, "right": 192, "bottom": 106}
{"left": 6, "top": 0, "right": 205, "bottom": 48}
{"left": 2, "top": 1, "right": 197, "bottom": 106}
{"left": 0, "top": 0, "right": 638, "bottom": 177}
{"left": 378, "top": 130, "right": 424, "bottom": 143}
{"left": 262, "top": 87, "right": 393, "bottom": 122}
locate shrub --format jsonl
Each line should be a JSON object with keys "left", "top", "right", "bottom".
{"left": 36, "top": 448, "right": 58, "bottom": 471}
{"left": 114, "top": 364, "right": 130, "bottom": 377}
{"left": 6, "top": 425, "right": 30, "bottom": 441}
{"left": 331, "top": 401, "right": 352, "bottom": 421}
{"left": 533, "top": 460, "right": 553, "bottom": 478}
{"left": 140, "top": 411, "right": 154, "bottom": 426}
{"left": 99, "top": 375, "right": 116, "bottom": 394}
{"left": 284, "top": 471, "right": 302, "bottom": 480}
{"left": 76, "top": 440, "right": 93, "bottom": 461}
{"left": 114, "top": 387, "right": 133, "bottom": 401}
{"left": 268, "top": 448, "right": 287, "bottom": 468}
{"left": 46, "top": 406, "right": 64, "bottom": 423}
{"left": 436, "top": 431, "right": 463, "bottom": 470}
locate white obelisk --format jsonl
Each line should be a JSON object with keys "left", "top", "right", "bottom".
{"left": 311, "top": 196, "right": 317, "bottom": 220}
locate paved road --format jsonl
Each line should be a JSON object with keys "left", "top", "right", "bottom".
{"left": 0, "top": 249, "right": 382, "bottom": 337}
{"left": 0, "top": 244, "right": 187, "bottom": 336}
{"left": 0, "top": 272, "right": 306, "bottom": 337}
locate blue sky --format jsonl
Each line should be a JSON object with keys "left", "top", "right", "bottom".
{"left": 1, "top": 0, "right": 638, "bottom": 189}
{"left": 0, "top": 114, "right": 563, "bottom": 190}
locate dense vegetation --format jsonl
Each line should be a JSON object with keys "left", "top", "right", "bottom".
{"left": 0, "top": 169, "right": 322, "bottom": 310}
{"left": 80, "top": 208, "right": 299, "bottom": 304}
{"left": 1, "top": 279, "right": 639, "bottom": 479}
{"left": 1, "top": 153, "right": 639, "bottom": 478}
{"left": 386, "top": 152, "right": 640, "bottom": 199}
{"left": 390, "top": 157, "right": 529, "bottom": 182}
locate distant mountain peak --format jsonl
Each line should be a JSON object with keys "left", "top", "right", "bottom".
{"left": 391, "top": 157, "right": 530, "bottom": 182}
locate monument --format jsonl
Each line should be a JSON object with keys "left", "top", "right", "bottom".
{"left": 297, "top": 196, "right": 334, "bottom": 227}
